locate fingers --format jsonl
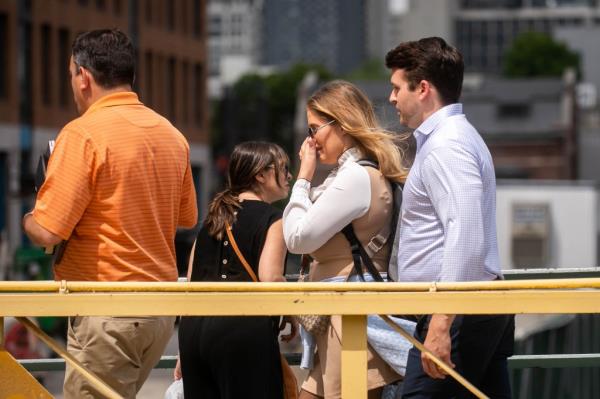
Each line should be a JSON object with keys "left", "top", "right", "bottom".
{"left": 421, "top": 351, "right": 456, "bottom": 380}
{"left": 421, "top": 353, "right": 446, "bottom": 379}
{"left": 299, "top": 138, "right": 317, "bottom": 156}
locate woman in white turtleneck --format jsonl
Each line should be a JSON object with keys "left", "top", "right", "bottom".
{"left": 283, "top": 80, "right": 409, "bottom": 399}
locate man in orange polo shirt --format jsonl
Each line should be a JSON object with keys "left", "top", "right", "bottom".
{"left": 22, "top": 29, "right": 198, "bottom": 398}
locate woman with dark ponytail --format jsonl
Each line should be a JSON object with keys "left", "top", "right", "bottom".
{"left": 175, "top": 141, "right": 297, "bottom": 399}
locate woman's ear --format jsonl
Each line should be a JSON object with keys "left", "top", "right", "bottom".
{"left": 255, "top": 172, "right": 267, "bottom": 185}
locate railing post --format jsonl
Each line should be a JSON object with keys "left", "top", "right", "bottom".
{"left": 341, "top": 315, "right": 367, "bottom": 399}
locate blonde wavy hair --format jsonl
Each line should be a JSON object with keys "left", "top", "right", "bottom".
{"left": 307, "top": 80, "right": 408, "bottom": 183}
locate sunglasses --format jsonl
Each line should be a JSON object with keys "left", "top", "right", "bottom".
{"left": 308, "top": 120, "right": 335, "bottom": 139}
{"left": 267, "top": 164, "right": 290, "bottom": 175}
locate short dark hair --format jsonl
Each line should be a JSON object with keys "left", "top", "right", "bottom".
{"left": 72, "top": 29, "right": 135, "bottom": 89}
{"left": 385, "top": 37, "right": 464, "bottom": 105}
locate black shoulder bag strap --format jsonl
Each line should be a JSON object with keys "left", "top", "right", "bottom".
{"left": 341, "top": 224, "right": 385, "bottom": 282}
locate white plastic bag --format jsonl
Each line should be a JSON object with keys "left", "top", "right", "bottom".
{"left": 164, "top": 379, "right": 184, "bottom": 399}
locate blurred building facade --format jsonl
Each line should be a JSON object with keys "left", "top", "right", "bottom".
{"left": 456, "top": 0, "right": 600, "bottom": 73}
{"left": 206, "top": 0, "right": 265, "bottom": 97}
{"left": 261, "top": 0, "right": 366, "bottom": 75}
{"left": 365, "top": 0, "right": 457, "bottom": 60}
{"left": 356, "top": 73, "right": 577, "bottom": 180}
{"left": 462, "top": 72, "right": 578, "bottom": 179}
{"left": 0, "top": 0, "right": 209, "bottom": 256}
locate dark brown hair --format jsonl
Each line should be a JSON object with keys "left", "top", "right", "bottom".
{"left": 385, "top": 37, "right": 464, "bottom": 105}
{"left": 72, "top": 29, "right": 135, "bottom": 89}
{"left": 205, "top": 141, "right": 289, "bottom": 239}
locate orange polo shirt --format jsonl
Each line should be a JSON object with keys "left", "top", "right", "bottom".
{"left": 33, "top": 92, "right": 198, "bottom": 282}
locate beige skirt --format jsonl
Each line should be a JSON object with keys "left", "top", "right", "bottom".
{"left": 301, "top": 315, "right": 401, "bottom": 398}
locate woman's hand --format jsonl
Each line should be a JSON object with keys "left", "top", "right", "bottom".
{"left": 279, "top": 316, "right": 298, "bottom": 342}
{"left": 297, "top": 137, "right": 318, "bottom": 182}
{"left": 173, "top": 355, "right": 182, "bottom": 380}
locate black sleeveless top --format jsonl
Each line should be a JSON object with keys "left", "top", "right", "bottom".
{"left": 190, "top": 200, "right": 283, "bottom": 282}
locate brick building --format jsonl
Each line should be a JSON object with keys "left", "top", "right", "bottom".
{"left": 0, "top": 0, "right": 209, "bottom": 255}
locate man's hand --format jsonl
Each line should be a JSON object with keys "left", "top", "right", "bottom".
{"left": 421, "top": 314, "right": 456, "bottom": 379}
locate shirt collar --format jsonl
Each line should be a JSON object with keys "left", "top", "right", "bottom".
{"left": 413, "top": 103, "right": 463, "bottom": 152}
{"left": 337, "top": 147, "right": 363, "bottom": 167}
{"left": 310, "top": 147, "right": 363, "bottom": 203}
{"left": 84, "top": 91, "right": 142, "bottom": 116}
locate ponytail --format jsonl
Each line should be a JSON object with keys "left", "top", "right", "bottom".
{"left": 204, "top": 141, "right": 290, "bottom": 239}
{"left": 205, "top": 188, "right": 241, "bottom": 240}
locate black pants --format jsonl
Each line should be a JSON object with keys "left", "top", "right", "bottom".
{"left": 401, "top": 314, "right": 515, "bottom": 399}
{"left": 178, "top": 315, "right": 284, "bottom": 399}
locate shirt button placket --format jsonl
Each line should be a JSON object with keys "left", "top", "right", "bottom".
{"left": 221, "top": 258, "right": 228, "bottom": 279}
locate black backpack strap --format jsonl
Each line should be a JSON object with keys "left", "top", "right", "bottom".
{"left": 341, "top": 224, "right": 385, "bottom": 283}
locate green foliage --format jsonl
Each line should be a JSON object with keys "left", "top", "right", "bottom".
{"left": 503, "top": 31, "right": 580, "bottom": 78}
{"left": 344, "top": 58, "right": 388, "bottom": 81}
{"left": 213, "top": 63, "right": 333, "bottom": 156}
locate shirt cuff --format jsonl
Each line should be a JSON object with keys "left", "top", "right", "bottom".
{"left": 290, "top": 179, "right": 312, "bottom": 208}
{"left": 294, "top": 179, "right": 311, "bottom": 191}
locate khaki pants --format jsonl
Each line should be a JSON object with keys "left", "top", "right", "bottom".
{"left": 63, "top": 315, "right": 175, "bottom": 399}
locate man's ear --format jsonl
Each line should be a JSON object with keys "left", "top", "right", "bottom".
{"left": 79, "top": 67, "right": 93, "bottom": 90}
{"left": 418, "top": 80, "right": 431, "bottom": 99}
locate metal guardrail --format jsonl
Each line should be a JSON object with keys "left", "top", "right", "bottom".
{"left": 17, "top": 353, "right": 600, "bottom": 372}
{"left": 3, "top": 267, "right": 600, "bottom": 399}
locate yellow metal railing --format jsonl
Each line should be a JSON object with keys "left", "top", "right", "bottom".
{"left": 2, "top": 279, "right": 600, "bottom": 398}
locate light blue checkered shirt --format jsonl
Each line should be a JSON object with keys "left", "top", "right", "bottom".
{"left": 395, "top": 103, "right": 502, "bottom": 282}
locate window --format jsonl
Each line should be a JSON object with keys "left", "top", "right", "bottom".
{"left": 181, "top": 0, "right": 188, "bottom": 34}
{"left": 114, "top": 0, "right": 122, "bottom": 15}
{"left": 497, "top": 103, "right": 531, "bottom": 119}
{"left": 181, "top": 60, "right": 189, "bottom": 125}
{"left": 0, "top": 14, "right": 7, "bottom": 99}
{"left": 167, "top": 57, "right": 176, "bottom": 122}
{"left": 154, "top": 54, "right": 163, "bottom": 114}
{"left": 167, "top": 1, "right": 175, "bottom": 31}
{"left": 144, "top": 51, "right": 153, "bottom": 107}
{"left": 145, "top": 0, "right": 152, "bottom": 24}
{"left": 209, "top": 16, "right": 221, "bottom": 37}
{"left": 58, "top": 28, "right": 70, "bottom": 107}
{"left": 231, "top": 14, "right": 242, "bottom": 36}
{"left": 193, "top": 63, "right": 203, "bottom": 127}
{"left": 193, "top": 0, "right": 202, "bottom": 38}
{"left": 41, "top": 24, "right": 52, "bottom": 105}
